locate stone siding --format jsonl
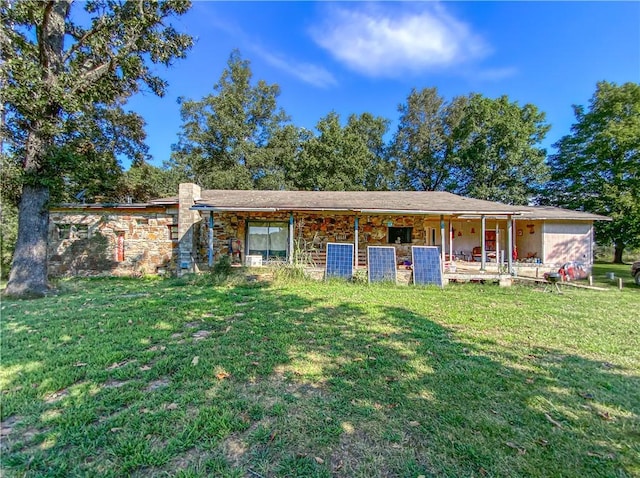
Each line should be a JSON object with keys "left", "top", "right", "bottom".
{"left": 48, "top": 207, "right": 178, "bottom": 277}
{"left": 200, "top": 211, "right": 430, "bottom": 266}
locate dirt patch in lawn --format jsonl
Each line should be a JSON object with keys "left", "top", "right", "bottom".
{"left": 104, "top": 380, "right": 128, "bottom": 388}
{"left": 145, "top": 378, "right": 170, "bottom": 392}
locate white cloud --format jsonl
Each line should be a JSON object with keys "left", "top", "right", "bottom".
{"left": 197, "top": 4, "right": 337, "bottom": 88}
{"left": 310, "top": 3, "right": 489, "bottom": 77}
{"left": 252, "top": 47, "right": 338, "bottom": 89}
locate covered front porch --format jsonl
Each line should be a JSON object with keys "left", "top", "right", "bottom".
{"left": 195, "top": 209, "right": 531, "bottom": 274}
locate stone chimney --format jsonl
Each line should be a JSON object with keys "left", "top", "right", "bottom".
{"left": 178, "top": 183, "right": 202, "bottom": 274}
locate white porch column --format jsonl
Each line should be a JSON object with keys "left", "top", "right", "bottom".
{"left": 288, "top": 213, "right": 294, "bottom": 264}
{"left": 480, "top": 215, "right": 486, "bottom": 271}
{"left": 507, "top": 215, "right": 513, "bottom": 274}
{"left": 440, "top": 215, "right": 445, "bottom": 265}
{"left": 208, "top": 212, "right": 214, "bottom": 267}
{"left": 495, "top": 222, "right": 500, "bottom": 270}
{"left": 354, "top": 216, "right": 359, "bottom": 269}
{"left": 449, "top": 219, "right": 454, "bottom": 262}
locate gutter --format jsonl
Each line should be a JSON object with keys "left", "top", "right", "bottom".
{"left": 190, "top": 205, "right": 277, "bottom": 212}
{"left": 361, "top": 209, "right": 522, "bottom": 216}
{"left": 190, "top": 204, "right": 524, "bottom": 216}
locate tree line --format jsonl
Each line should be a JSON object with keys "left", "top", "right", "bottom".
{"left": 1, "top": 2, "right": 638, "bottom": 295}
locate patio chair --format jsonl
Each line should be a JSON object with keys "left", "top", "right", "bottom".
{"left": 472, "top": 246, "right": 482, "bottom": 262}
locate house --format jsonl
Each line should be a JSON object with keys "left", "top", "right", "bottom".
{"left": 48, "top": 183, "right": 609, "bottom": 277}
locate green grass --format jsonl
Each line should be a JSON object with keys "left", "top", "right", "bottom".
{"left": 1, "top": 273, "right": 638, "bottom": 477}
{"left": 591, "top": 262, "right": 638, "bottom": 288}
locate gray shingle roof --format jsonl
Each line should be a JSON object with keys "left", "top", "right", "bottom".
{"left": 517, "top": 205, "right": 610, "bottom": 221}
{"left": 193, "top": 189, "right": 522, "bottom": 215}
{"left": 54, "top": 188, "right": 610, "bottom": 221}
{"left": 192, "top": 189, "right": 609, "bottom": 220}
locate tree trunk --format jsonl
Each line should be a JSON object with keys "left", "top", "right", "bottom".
{"left": 5, "top": 185, "right": 51, "bottom": 297}
{"left": 613, "top": 242, "right": 624, "bottom": 264}
{"left": 4, "top": 2, "right": 69, "bottom": 297}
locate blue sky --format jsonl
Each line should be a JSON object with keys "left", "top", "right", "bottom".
{"left": 125, "top": 1, "right": 640, "bottom": 168}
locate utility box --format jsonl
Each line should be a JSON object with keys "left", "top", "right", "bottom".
{"left": 245, "top": 255, "right": 263, "bottom": 267}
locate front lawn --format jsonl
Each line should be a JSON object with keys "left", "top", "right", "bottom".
{"left": 1, "top": 275, "right": 638, "bottom": 477}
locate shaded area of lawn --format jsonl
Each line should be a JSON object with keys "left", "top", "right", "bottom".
{"left": 1, "top": 276, "right": 638, "bottom": 477}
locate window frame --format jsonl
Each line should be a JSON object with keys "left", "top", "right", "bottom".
{"left": 246, "top": 220, "right": 289, "bottom": 261}
{"left": 168, "top": 225, "right": 179, "bottom": 241}
{"left": 388, "top": 226, "right": 413, "bottom": 244}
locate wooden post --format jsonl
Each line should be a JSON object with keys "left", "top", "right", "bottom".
{"left": 619, "top": 278, "right": 623, "bottom": 290}
{"left": 588, "top": 275, "right": 593, "bottom": 286}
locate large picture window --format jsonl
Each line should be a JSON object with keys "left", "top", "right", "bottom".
{"left": 246, "top": 221, "right": 288, "bottom": 261}
{"left": 388, "top": 227, "right": 412, "bottom": 244}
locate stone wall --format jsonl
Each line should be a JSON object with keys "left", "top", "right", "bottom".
{"left": 178, "top": 183, "right": 202, "bottom": 274}
{"left": 49, "top": 207, "right": 178, "bottom": 277}
{"left": 199, "top": 211, "right": 431, "bottom": 266}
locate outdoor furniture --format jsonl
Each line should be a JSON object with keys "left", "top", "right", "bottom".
{"left": 472, "top": 247, "right": 482, "bottom": 261}
{"left": 458, "top": 250, "right": 471, "bottom": 262}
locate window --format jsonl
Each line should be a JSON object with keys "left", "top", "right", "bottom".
{"left": 74, "top": 225, "right": 89, "bottom": 239}
{"left": 389, "top": 227, "right": 412, "bottom": 244}
{"left": 426, "top": 227, "right": 437, "bottom": 246}
{"left": 116, "top": 233, "right": 125, "bottom": 262}
{"left": 168, "top": 225, "right": 179, "bottom": 241}
{"left": 56, "top": 224, "right": 89, "bottom": 240}
{"left": 57, "top": 224, "right": 71, "bottom": 240}
{"left": 247, "top": 221, "right": 288, "bottom": 261}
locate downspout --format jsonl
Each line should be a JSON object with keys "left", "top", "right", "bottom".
{"left": 354, "top": 216, "right": 359, "bottom": 269}
{"left": 289, "top": 213, "right": 294, "bottom": 264}
{"left": 208, "top": 212, "right": 214, "bottom": 268}
{"left": 480, "top": 215, "right": 486, "bottom": 271}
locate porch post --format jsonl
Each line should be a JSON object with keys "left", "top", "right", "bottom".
{"left": 440, "top": 215, "right": 445, "bottom": 265}
{"left": 354, "top": 216, "right": 359, "bottom": 269}
{"left": 449, "top": 218, "right": 454, "bottom": 263}
{"left": 495, "top": 222, "right": 500, "bottom": 271}
{"left": 208, "top": 212, "right": 214, "bottom": 267}
{"left": 289, "top": 213, "right": 294, "bottom": 264}
{"left": 507, "top": 215, "right": 513, "bottom": 274}
{"left": 480, "top": 215, "right": 486, "bottom": 271}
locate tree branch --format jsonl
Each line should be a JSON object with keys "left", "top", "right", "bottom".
{"left": 62, "top": 16, "right": 108, "bottom": 64}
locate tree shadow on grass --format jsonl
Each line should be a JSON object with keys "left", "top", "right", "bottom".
{"left": 1, "top": 279, "right": 638, "bottom": 477}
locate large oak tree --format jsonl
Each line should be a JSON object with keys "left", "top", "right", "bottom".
{"left": 544, "top": 81, "right": 640, "bottom": 263}
{"left": 170, "top": 50, "right": 290, "bottom": 190}
{"left": 452, "top": 94, "right": 550, "bottom": 205}
{"left": 391, "top": 87, "right": 465, "bottom": 192}
{"left": 291, "top": 111, "right": 390, "bottom": 191}
{"left": 1, "top": 0, "right": 193, "bottom": 296}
